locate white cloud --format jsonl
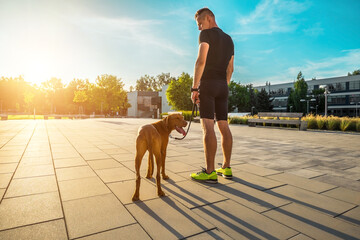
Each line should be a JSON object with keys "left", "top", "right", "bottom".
{"left": 234, "top": 0, "right": 311, "bottom": 35}
{"left": 303, "top": 22, "right": 324, "bottom": 37}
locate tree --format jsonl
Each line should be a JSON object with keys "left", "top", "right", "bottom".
{"left": 228, "top": 81, "right": 250, "bottom": 112}
{"left": 348, "top": 69, "right": 360, "bottom": 76}
{"left": 287, "top": 71, "right": 308, "bottom": 113}
{"left": 257, "top": 88, "right": 273, "bottom": 112}
{"left": 136, "top": 72, "right": 175, "bottom": 92}
{"left": 166, "top": 72, "right": 193, "bottom": 111}
{"left": 73, "top": 91, "right": 88, "bottom": 114}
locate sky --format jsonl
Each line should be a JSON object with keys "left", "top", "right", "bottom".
{"left": 0, "top": 0, "right": 359, "bottom": 90}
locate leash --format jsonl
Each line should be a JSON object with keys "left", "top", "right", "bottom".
{"left": 170, "top": 102, "right": 198, "bottom": 140}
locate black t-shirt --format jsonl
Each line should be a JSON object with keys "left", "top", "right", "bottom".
{"left": 199, "top": 27, "right": 234, "bottom": 82}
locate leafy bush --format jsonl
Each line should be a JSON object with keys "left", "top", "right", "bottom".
{"left": 316, "top": 115, "right": 326, "bottom": 129}
{"left": 326, "top": 116, "right": 340, "bottom": 131}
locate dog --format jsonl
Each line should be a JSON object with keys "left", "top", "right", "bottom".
{"left": 132, "top": 113, "right": 187, "bottom": 201}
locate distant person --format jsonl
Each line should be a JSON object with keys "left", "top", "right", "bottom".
{"left": 190, "top": 8, "right": 234, "bottom": 183}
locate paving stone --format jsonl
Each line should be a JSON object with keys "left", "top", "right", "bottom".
{"left": 337, "top": 206, "right": 360, "bottom": 226}
{"left": 108, "top": 179, "right": 161, "bottom": 204}
{"left": 266, "top": 185, "right": 356, "bottom": 217}
{"left": 87, "top": 159, "right": 122, "bottom": 170}
{"left": 164, "top": 161, "right": 199, "bottom": 173}
{"left": 19, "top": 156, "right": 52, "bottom": 166}
{"left": 13, "top": 164, "right": 54, "bottom": 179}
{"left": 0, "top": 150, "right": 23, "bottom": 157}
{"left": 5, "top": 175, "right": 58, "bottom": 198}
{"left": 0, "top": 192, "right": 63, "bottom": 230}
{"left": 97, "top": 144, "right": 120, "bottom": 150}
{"left": 58, "top": 177, "right": 111, "bottom": 201}
{"left": 82, "top": 152, "right": 110, "bottom": 160}
{"left": 52, "top": 151, "right": 81, "bottom": 159}
{"left": 0, "top": 219, "right": 67, "bottom": 240}
{"left": 0, "top": 188, "right": 5, "bottom": 200}
{"left": 0, "top": 156, "right": 21, "bottom": 163}
{"left": 111, "top": 153, "right": 134, "bottom": 162}
{"left": 267, "top": 172, "right": 336, "bottom": 193}
{"left": 322, "top": 187, "right": 360, "bottom": 205}
{"left": 0, "top": 163, "right": 17, "bottom": 174}
{"left": 231, "top": 170, "right": 285, "bottom": 190}
{"left": 77, "top": 224, "right": 151, "bottom": 240}
{"left": 263, "top": 202, "right": 360, "bottom": 240}
{"left": 23, "top": 151, "right": 51, "bottom": 158}
{"left": 192, "top": 199, "right": 298, "bottom": 240}
{"left": 0, "top": 173, "right": 12, "bottom": 188}
{"left": 211, "top": 182, "right": 290, "bottom": 213}
{"left": 232, "top": 163, "right": 281, "bottom": 176}
{"left": 312, "top": 174, "right": 360, "bottom": 192}
{"left": 95, "top": 167, "right": 134, "bottom": 183}
{"left": 185, "top": 229, "right": 232, "bottom": 240}
{"left": 126, "top": 197, "right": 215, "bottom": 240}
{"left": 56, "top": 166, "right": 97, "bottom": 181}
{"left": 102, "top": 148, "right": 130, "bottom": 155}
{"left": 54, "top": 157, "right": 87, "bottom": 168}
{"left": 285, "top": 168, "right": 325, "bottom": 179}
{"left": 163, "top": 180, "right": 227, "bottom": 209}
{"left": 288, "top": 233, "right": 314, "bottom": 240}
{"left": 63, "top": 194, "right": 136, "bottom": 239}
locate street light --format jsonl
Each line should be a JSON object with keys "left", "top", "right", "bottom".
{"left": 251, "top": 106, "right": 255, "bottom": 116}
{"left": 320, "top": 85, "right": 330, "bottom": 117}
{"left": 300, "top": 98, "right": 316, "bottom": 114}
{"left": 350, "top": 102, "right": 360, "bottom": 118}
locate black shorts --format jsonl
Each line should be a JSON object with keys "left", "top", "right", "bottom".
{"left": 199, "top": 80, "right": 229, "bottom": 121}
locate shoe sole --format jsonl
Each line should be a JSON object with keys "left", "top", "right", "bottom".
{"left": 216, "top": 172, "right": 233, "bottom": 179}
{"left": 191, "top": 177, "right": 218, "bottom": 184}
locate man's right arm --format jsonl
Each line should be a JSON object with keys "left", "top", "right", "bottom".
{"left": 226, "top": 55, "right": 234, "bottom": 84}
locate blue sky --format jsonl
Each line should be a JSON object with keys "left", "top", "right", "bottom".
{"left": 0, "top": 0, "right": 359, "bottom": 89}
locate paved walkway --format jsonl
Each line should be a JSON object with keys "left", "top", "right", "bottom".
{"left": 0, "top": 119, "right": 359, "bottom": 239}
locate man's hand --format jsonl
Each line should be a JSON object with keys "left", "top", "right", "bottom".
{"left": 191, "top": 91, "right": 200, "bottom": 104}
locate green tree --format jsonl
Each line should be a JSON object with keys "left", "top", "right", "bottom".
{"left": 228, "top": 81, "right": 250, "bottom": 112}
{"left": 287, "top": 71, "right": 308, "bottom": 113}
{"left": 348, "top": 69, "right": 360, "bottom": 76}
{"left": 73, "top": 91, "right": 88, "bottom": 114}
{"left": 166, "top": 72, "right": 193, "bottom": 111}
{"left": 256, "top": 88, "right": 273, "bottom": 112}
{"left": 136, "top": 72, "right": 175, "bottom": 92}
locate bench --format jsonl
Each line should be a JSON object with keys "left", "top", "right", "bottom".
{"left": 248, "top": 112, "right": 307, "bottom": 131}
{"left": 0, "top": 114, "right": 8, "bottom": 120}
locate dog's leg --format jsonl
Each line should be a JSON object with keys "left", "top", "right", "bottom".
{"left": 161, "top": 146, "right": 169, "bottom": 180}
{"left": 154, "top": 149, "right": 165, "bottom": 197}
{"left": 146, "top": 150, "right": 154, "bottom": 179}
{"left": 132, "top": 141, "right": 146, "bottom": 201}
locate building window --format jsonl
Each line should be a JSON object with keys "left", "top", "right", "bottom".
{"left": 327, "top": 82, "right": 345, "bottom": 92}
{"left": 350, "top": 94, "right": 360, "bottom": 103}
{"left": 349, "top": 80, "right": 360, "bottom": 90}
{"left": 328, "top": 95, "right": 346, "bottom": 104}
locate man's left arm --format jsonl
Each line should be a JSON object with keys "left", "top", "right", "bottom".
{"left": 192, "top": 42, "right": 209, "bottom": 103}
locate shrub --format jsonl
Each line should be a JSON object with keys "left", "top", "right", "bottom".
{"left": 307, "top": 117, "right": 318, "bottom": 129}
{"left": 340, "top": 118, "right": 352, "bottom": 131}
{"left": 316, "top": 115, "right": 326, "bottom": 129}
{"left": 326, "top": 116, "right": 340, "bottom": 131}
{"left": 356, "top": 120, "right": 360, "bottom": 132}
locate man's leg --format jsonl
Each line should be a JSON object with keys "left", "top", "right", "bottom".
{"left": 201, "top": 118, "right": 217, "bottom": 173}
{"left": 217, "top": 120, "right": 232, "bottom": 168}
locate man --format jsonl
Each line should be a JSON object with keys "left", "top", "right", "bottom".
{"left": 190, "top": 8, "right": 234, "bottom": 183}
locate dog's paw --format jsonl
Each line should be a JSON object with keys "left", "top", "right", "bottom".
{"left": 145, "top": 175, "right": 152, "bottom": 179}
{"left": 162, "top": 175, "right": 169, "bottom": 180}
{"left": 132, "top": 195, "right": 140, "bottom": 201}
{"left": 158, "top": 190, "right": 165, "bottom": 197}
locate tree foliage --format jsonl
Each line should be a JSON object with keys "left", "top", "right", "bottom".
{"left": 166, "top": 72, "right": 193, "bottom": 111}
{"left": 136, "top": 72, "right": 175, "bottom": 92}
{"left": 287, "top": 71, "right": 308, "bottom": 113}
{"left": 348, "top": 69, "right": 360, "bottom": 76}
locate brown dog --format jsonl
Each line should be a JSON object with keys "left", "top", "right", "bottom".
{"left": 132, "top": 113, "right": 187, "bottom": 201}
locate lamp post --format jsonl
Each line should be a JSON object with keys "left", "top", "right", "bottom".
{"left": 320, "top": 85, "right": 330, "bottom": 117}
{"left": 300, "top": 98, "right": 316, "bottom": 114}
{"left": 251, "top": 106, "right": 255, "bottom": 116}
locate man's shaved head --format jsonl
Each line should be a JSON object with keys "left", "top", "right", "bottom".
{"left": 195, "top": 7, "right": 215, "bottom": 20}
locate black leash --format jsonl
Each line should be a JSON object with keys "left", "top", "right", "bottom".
{"left": 170, "top": 103, "right": 198, "bottom": 140}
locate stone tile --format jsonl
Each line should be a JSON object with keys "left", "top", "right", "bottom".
{"left": 267, "top": 173, "right": 336, "bottom": 193}
{"left": 192, "top": 199, "right": 298, "bottom": 239}
{"left": 13, "top": 164, "right": 54, "bottom": 179}
{"left": 288, "top": 233, "right": 314, "bottom": 240}
{"left": 54, "top": 157, "right": 87, "bottom": 168}
{"left": 0, "top": 173, "right": 12, "bottom": 188}
{"left": 312, "top": 174, "right": 360, "bottom": 192}
{"left": 126, "top": 197, "right": 215, "bottom": 240}
{"left": 87, "top": 159, "right": 122, "bottom": 170}
{"left": 322, "top": 187, "right": 360, "bottom": 205}
{"left": 111, "top": 153, "right": 134, "bottom": 162}
{"left": 0, "top": 163, "right": 17, "bottom": 174}
{"left": 63, "top": 194, "right": 136, "bottom": 239}
{"left": 185, "top": 229, "right": 232, "bottom": 240}
{"left": 97, "top": 144, "right": 119, "bottom": 150}
{"left": 52, "top": 151, "right": 81, "bottom": 159}
{"left": 59, "top": 177, "right": 111, "bottom": 201}
{"left": 264, "top": 203, "right": 360, "bottom": 240}
{"left": 0, "top": 192, "right": 63, "bottom": 230}
{"left": 285, "top": 168, "right": 325, "bottom": 179}
{"left": 164, "top": 161, "right": 199, "bottom": 173}
{"left": 78, "top": 224, "right": 151, "bottom": 240}
{"left": 23, "top": 151, "right": 51, "bottom": 158}
{"left": 108, "top": 179, "right": 159, "bottom": 204}
{"left": 162, "top": 180, "right": 227, "bottom": 209}
{"left": 337, "top": 206, "right": 360, "bottom": 226}
{"left": 211, "top": 182, "right": 290, "bottom": 213}
{"left": 232, "top": 170, "right": 285, "bottom": 190}
{"left": 0, "top": 156, "right": 21, "bottom": 164}
{"left": 232, "top": 163, "right": 281, "bottom": 176}
{"left": 95, "top": 167, "right": 134, "bottom": 183}
{"left": 0, "top": 219, "right": 67, "bottom": 240}
{"left": 102, "top": 148, "right": 130, "bottom": 155}
{"left": 5, "top": 175, "right": 58, "bottom": 198}
{"left": 19, "top": 156, "right": 52, "bottom": 166}
{"left": 266, "top": 185, "right": 356, "bottom": 217}
{"left": 0, "top": 188, "right": 5, "bottom": 199}
{"left": 82, "top": 152, "right": 110, "bottom": 160}
{"left": 56, "top": 166, "right": 97, "bottom": 181}
{"left": 0, "top": 150, "right": 23, "bottom": 157}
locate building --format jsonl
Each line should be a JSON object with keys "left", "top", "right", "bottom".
{"left": 254, "top": 75, "right": 360, "bottom": 117}
{"left": 127, "top": 91, "right": 161, "bottom": 118}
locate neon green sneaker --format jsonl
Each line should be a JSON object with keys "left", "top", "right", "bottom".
{"left": 190, "top": 168, "right": 218, "bottom": 184}
{"left": 215, "top": 167, "right": 232, "bottom": 179}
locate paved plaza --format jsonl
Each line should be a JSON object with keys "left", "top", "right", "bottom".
{"left": 0, "top": 118, "right": 359, "bottom": 239}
